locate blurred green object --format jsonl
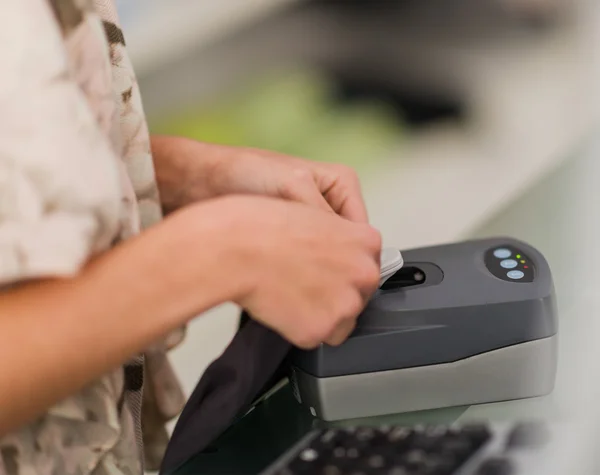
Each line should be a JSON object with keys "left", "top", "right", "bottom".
{"left": 151, "top": 70, "right": 333, "bottom": 148}
{"left": 227, "top": 70, "right": 337, "bottom": 152}
{"left": 287, "top": 100, "right": 401, "bottom": 170}
{"left": 150, "top": 69, "right": 404, "bottom": 170}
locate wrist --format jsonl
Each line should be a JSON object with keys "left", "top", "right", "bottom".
{"left": 186, "top": 197, "right": 261, "bottom": 302}
{"left": 151, "top": 135, "right": 221, "bottom": 213}
{"left": 141, "top": 198, "right": 258, "bottom": 318}
{"left": 79, "top": 203, "right": 245, "bottom": 338}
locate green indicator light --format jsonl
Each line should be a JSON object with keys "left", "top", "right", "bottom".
{"left": 516, "top": 254, "right": 522, "bottom": 259}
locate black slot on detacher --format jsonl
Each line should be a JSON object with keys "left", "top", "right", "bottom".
{"left": 289, "top": 237, "right": 558, "bottom": 421}
{"left": 380, "top": 262, "right": 443, "bottom": 291}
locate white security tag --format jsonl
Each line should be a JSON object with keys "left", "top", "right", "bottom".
{"left": 379, "top": 248, "right": 403, "bottom": 286}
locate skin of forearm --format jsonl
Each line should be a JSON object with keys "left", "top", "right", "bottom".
{"left": 0, "top": 205, "right": 240, "bottom": 436}
{"left": 151, "top": 135, "right": 221, "bottom": 213}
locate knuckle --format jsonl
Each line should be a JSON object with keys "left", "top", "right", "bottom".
{"left": 334, "top": 163, "right": 358, "bottom": 180}
{"left": 352, "top": 255, "right": 379, "bottom": 285}
{"left": 280, "top": 177, "right": 298, "bottom": 196}
{"left": 364, "top": 227, "right": 382, "bottom": 252}
{"left": 326, "top": 319, "right": 357, "bottom": 347}
{"left": 339, "top": 292, "right": 364, "bottom": 319}
{"left": 280, "top": 168, "right": 311, "bottom": 196}
{"left": 349, "top": 295, "right": 366, "bottom": 316}
{"left": 326, "top": 334, "right": 345, "bottom": 347}
{"left": 299, "top": 322, "right": 329, "bottom": 348}
{"left": 294, "top": 329, "right": 321, "bottom": 349}
{"left": 363, "top": 262, "right": 381, "bottom": 289}
{"left": 292, "top": 167, "right": 313, "bottom": 183}
{"left": 294, "top": 336, "right": 320, "bottom": 350}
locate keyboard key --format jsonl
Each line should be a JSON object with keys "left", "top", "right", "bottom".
{"left": 356, "top": 428, "right": 377, "bottom": 441}
{"left": 332, "top": 447, "right": 347, "bottom": 458}
{"left": 388, "top": 427, "right": 412, "bottom": 443}
{"left": 387, "top": 468, "right": 411, "bottom": 475}
{"left": 425, "top": 425, "right": 448, "bottom": 437}
{"left": 404, "top": 449, "right": 428, "bottom": 470}
{"left": 349, "top": 428, "right": 382, "bottom": 450}
{"left": 322, "top": 465, "right": 343, "bottom": 475}
{"left": 367, "top": 454, "right": 387, "bottom": 469}
{"left": 460, "top": 423, "right": 492, "bottom": 446}
{"left": 507, "top": 421, "right": 550, "bottom": 449}
{"left": 440, "top": 437, "right": 474, "bottom": 458}
{"left": 412, "top": 433, "right": 442, "bottom": 451}
{"left": 372, "top": 430, "right": 393, "bottom": 446}
{"left": 476, "top": 457, "right": 515, "bottom": 475}
{"left": 421, "top": 454, "right": 460, "bottom": 475}
{"left": 346, "top": 448, "right": 360, "bottom": 459}
{"left": 299, "top": 448, "right": 318, "bottom": 462}
{"left": 319, "top": 430, "right": 339, "bottom": 446}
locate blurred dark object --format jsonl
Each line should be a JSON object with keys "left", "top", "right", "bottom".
{"left": 332, "top": 70, "right": 465, "bottom": 127}
{"left": 305, "top": 0, "right": 573, "bottom": 27}
{"left": 160, "top": 312, "right": 291, "bottom": 473}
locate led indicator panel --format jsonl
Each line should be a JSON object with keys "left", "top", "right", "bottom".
{"left": 484, "top": 245, "right": 535, "bottom": 283}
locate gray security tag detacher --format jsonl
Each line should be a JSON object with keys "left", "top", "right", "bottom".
{"left": 289, "top": 237, "right": 558, "bottom": 421}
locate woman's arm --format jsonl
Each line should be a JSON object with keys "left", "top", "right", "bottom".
{"left": 0, "top": 192, "right": 382, "bottom": 438}
{"left": 0, "top": 205, "right": 241, "bottom": 437}
{"left": 150, "top": 135, "right": 369, "bottom": 222}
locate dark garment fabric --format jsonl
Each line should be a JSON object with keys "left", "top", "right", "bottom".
{"left": 159, "top": 312, "right": 292, "bottom": 474}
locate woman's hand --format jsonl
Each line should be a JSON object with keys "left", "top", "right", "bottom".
{"left": 0, "top": 192, "right": 379, "bottom": 435}
{"left": 173, "top": 195, "right": 381, "bottom": 348}
{"left": 151, "top": 136, "right": 369, "bottom": 222}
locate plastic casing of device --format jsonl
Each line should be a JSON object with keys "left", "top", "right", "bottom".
{"left": 289, "top": 237, "right": 558, "bottom": 421}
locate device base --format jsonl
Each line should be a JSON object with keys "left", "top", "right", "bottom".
{"left": 290, "top": 335, "right": 557, "bottom": 421}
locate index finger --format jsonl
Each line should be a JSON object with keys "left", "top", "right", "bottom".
{"left": 337, "top": 191, "right": 369, "bottom": 223}
{"left": 316, "top": 166, "right": 369, "bottom": 223}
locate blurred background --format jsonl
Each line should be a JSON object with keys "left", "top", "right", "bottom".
{"left": 115, "top": 0, "right": 600, "bottom": 439}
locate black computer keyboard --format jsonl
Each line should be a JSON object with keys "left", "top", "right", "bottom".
{"left": 261, "top": 421, "right": 551, "bottom": 475}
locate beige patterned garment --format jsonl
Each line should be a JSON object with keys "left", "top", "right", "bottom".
{"left": 0, "top": 1, "right": 186, "bottom": 474}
